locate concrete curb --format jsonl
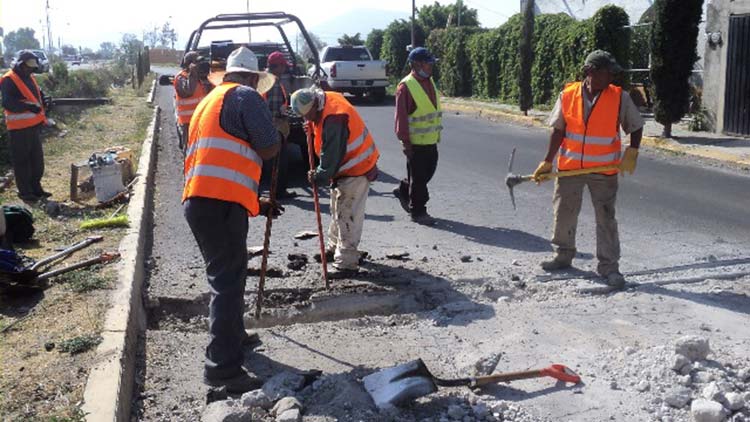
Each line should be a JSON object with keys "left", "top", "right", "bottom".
{"left": 441, "top": 98, "right": 750, "bottom": 168}
{"left": 82, "top": 104, "right": 161, "bottom": 422}
{"left": 147, "top": 79, "right": 157, "bottom": 105}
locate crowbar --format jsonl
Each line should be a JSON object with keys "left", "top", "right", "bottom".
{"left": 255, "top": 143, "right": 282, "bottom": 319}
{"left": 305, "top": 123, "right": 329, "bottom": 288}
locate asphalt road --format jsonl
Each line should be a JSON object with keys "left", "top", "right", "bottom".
{"left": 135, "top": 78, "right": 750, "bottom": 421}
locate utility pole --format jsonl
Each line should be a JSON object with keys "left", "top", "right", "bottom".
{"left": 251, "top": 0, "right": 253, "bottom": 43}
{"left": 410, "top": 0, "right": 415, "bottom": 49}
{"left": 46, "top": 0, "right": 53, "bottom": 54}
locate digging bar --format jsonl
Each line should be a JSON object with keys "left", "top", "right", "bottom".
{"left": 255, "top": 139, "right": 282, "bottom": 319}
{"left": 363, "top": 358, "right": 581, "bottom": 409}
{"left": 306, "top": 123, "right": 329, "bottom": 288}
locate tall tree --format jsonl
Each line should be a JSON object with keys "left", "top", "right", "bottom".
{"left": 519, "top": 0, "right": 535, "bottom": 115}
{"left": 160, "top": 22, "right": 177, "bottom": 49}
{"left": 61, "top": 44, "right": 77, "bottom": 56}
{"left": 300, "top": 32, "right": 326, "bottom": 61}
{"left": 418, "top": 1, "right": 479, "bottom": 32}
{"left": 382, "top": 19, "right": 426, "bottom": 77}
{"left": 3, "top": 27, "right": 41, "bottom": 60}
{"left": 119, "top": 33, "right": 144, "bottom": 65}
{"left": 337, "top": 33, "right": 364, "bottom": 46}
{"left": 365, "top": 29, "right": 385, "bottom": 60}
{"left": 98, "top": 42, "right": 117, "bottom": 59}
{"left": 650, "top": 0, "right": 704, "bottom": 137}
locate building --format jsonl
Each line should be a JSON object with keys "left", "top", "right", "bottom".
{"left": 702, "top": 0, "right": 750, "bottom": 136}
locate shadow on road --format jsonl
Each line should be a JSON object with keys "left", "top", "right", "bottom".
{"left": 430, "top": 217, "right": 552, "bottom": 253}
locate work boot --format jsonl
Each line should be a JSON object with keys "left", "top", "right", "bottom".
{"left": 203, "top": 370, "right": 264, "bottom": 394}
{"left": 602, "top": 272, "right": 626, "bottom": 289}
{"left": 540, "top": 258, "right": 572, "bottom": 272}
{"left": 393, "top": 187, "right": 410, "bottom": 214}
{"left": 411, "top": 213, "right": 436, "bottom": 226}
{"left": 242, "top": 330, "right": 262, "bottom": 349}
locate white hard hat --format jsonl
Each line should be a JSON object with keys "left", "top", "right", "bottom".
{"left": 225, "top": 47, "right": 276, "bottom": 94}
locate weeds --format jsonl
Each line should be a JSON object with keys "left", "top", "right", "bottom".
{"left": 57, "top": 335, "right": 102, "bottom": 354}
{"left": 59, "top": 267, "right": 114, "bottom": 293}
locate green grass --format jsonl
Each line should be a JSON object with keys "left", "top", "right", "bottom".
{"left": 57, "top": 334, "right": 102, "bottom": 354}
{"left": 59, "top": 266, "right": 115, "bottom": 293}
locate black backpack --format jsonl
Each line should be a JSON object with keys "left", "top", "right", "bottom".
{"left": 2, "top": 205, "right": 35, "bottom": 243}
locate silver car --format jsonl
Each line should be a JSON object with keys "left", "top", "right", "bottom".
{"left": 14, "top": 50, "right": 51, "bottom": 73}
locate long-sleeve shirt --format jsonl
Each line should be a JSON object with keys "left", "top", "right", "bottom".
{"left": 1, "top": 66, "right": 47, "bottom": 113}
{"left": 174, "top": 71, "right": 212, "bottom": 99}
{"left": 219, "top": 85, "right": 279, "bottom": 151}
{"left": 314, "top": 114, "right": 349, "bottom": 184}
{"left": 394, "top": 71, "right": 438, "bottom": 143}
{"left": 265, "top": 80, "right": 286, "bottom": 118}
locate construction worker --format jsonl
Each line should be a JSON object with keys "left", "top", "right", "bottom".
{"left": 183, "top": 47, "right": 281, "bottom": 394}
{"left": 261, "top": 51, "right": 296, "bottom": 199}
{"left": 533, "top": 50, "right": 643, "bottom": 289}
{"left": 393, "top": 47, "right": 443, "bottom": 226}
{"left": 174, "top": 51, "right": 213, "bottom": 152}
{"left": 290, "top": 87, "right": 379, "bottom": 276}
{"left": 0, "top": 50, "right": 53, "bottom": 203}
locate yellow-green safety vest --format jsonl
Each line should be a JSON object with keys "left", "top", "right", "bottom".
{"left": 401, "top": 74, "right": 442, "bottom": 145}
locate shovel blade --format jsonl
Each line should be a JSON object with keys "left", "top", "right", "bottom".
{"left": 363, "top": 359, "right": 438, "bottom": 409}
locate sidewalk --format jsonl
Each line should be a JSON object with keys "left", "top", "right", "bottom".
{"left": 441, "top": 97, "right": 750, "bottom": 168}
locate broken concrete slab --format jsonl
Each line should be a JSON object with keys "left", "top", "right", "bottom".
{"left": 202, "top": 399, "right": 251, "bottom": 422}
{"left": 664, "top": 387, "right": 692, "bottom": 408}
{"left": 271, "top": 396, "right": 302, "bottom": 416}
{"left": 294, "top": 230, "right": 318, "bottom": 240}
{"left": 675, "top": 336, "right": 711, "bottom": 362}
{"left": 241, "top": 389, "right": 272, "bottom": 409}
{"left": 276, "top": 408, "right": 301, "bottom": 422}
{"left": 690, "top": 399, "right": 725, "bottom": 422}
{"left": 263, "top": 372, "right": 306, "bottom": 401}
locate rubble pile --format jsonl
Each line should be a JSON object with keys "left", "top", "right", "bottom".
{"left": 595, "top": 336, "right": 749, "bottom": 422}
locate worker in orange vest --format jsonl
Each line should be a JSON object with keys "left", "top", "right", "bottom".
{"left": 533, "top": 50, "right": 643, "bottom": 289}
{"left": 291, "top": 87, "right": 379, "bottom": 277}
{"left": 0, "top": 50, "right": 53, "bottom": 203}
{"left": 183, "top": 47, "right": 281, "bottom": 394}
{"left": 174, "top": 51, "right": 213, "bottom": 152}
{"left": 261, "top": 51, "right": 295, "bottom": 199}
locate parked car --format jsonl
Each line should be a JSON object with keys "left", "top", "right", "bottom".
{"left": 29, "top": 50, "right": 50, "bottom": 73}
{"left": 316, "top": 45, "right": 387, "bottom": 102}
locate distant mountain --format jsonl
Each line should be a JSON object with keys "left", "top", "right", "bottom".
{"left": 310, "top": 8, "right": 409, "bottom": 46}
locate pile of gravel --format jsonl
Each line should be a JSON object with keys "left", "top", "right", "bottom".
{"left": 594, "top": 336, "right": 749, "bottom": 422}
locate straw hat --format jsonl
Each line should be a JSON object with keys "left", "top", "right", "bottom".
{"left": 209, "top": 47, "right": 276, "bottom": 94}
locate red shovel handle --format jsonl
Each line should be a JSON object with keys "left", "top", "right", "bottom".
{"left": 540, "top": 364, "right": 581, "bottom": 383}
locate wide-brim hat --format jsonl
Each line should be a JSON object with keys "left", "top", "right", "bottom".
{"left": 221, "top": 46, "right": 276, "bottom": 94}
{"left": 209, "top": 70, "right": 276, "bottom": 94}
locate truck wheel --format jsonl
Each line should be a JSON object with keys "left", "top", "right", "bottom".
{"left": 370, "top": 88, "right": 386, "bottom": 103}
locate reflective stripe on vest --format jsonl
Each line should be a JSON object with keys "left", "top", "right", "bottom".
{"left": 312, "top": 92, "right": 379, "bottom": 179}
{"left": 182, "top": 82, "right": 263, "bottom": 216}
{"left": 173, "top": 71, "right": 209, "bottom": 125}
{"left": 401, "top": 74, "right": 442, "bottom": 145}
{"left": 1, "top": 70, "right": 47, "bottom": 130}
{"left": 557, "top": 82, "right": 622, "bottom": 176}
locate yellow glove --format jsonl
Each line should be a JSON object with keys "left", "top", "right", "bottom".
{"left": 532, "top": 160, "right": 553, "bottom": 183}
{"left": 620, "top": 147, "right": 638, "bottom": 175}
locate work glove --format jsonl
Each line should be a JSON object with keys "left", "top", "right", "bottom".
{"left": 259, "top": 197, "right": 284, "bottom": 218}
{"left": 620, "top": 147, "right": 638, "bottom": 175}
{"left": 532, "top": 160, "right": 553, "bottom": 183}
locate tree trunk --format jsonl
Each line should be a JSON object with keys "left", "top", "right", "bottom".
{"left": 661, "top": 122, "right": 672, "bottom": 138}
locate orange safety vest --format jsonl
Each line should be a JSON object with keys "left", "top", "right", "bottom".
{"left": 182, "top": 82, "right": 263, "bottom": 216}
{"left": 558, "top": 82, "right": 622, "bottom": 175}
{"left": 173, "top": 70, "right": 210, "bottom": 125}
{"left": 312, "top": 92, "right": 379, "bottom": 179}
{"left": 261, "top": 80, "right": 289, "bottom": 109}
{"left": 1, "top": 70, "right": 47, "bottom": 130}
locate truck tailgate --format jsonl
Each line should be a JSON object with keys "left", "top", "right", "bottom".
{"left": 332, "top": 61, "right": 386, "bottom": 80}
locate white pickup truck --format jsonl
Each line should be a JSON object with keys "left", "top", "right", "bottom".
{"left": 317, "top": 46, "right": 388, "bottom": 102}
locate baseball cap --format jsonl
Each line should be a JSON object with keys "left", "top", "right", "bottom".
{"left": 407, "top": 47, "right": 436, "bottom": 64}
{"left": 267, "top": 51, "right": 291, "bottom": 68}
{"left": 290, "top": 87, "right": 325, "bottom": 116}
{"left": 584, "top": 50, "right": 623, "bottom": 73}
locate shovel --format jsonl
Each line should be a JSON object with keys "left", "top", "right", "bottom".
{"left": 363, "top": 358, "right": 581, "bottom": 409}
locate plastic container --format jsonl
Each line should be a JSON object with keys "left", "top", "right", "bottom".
{"left": 91, "top": 161, "right": 125, "bottom": 203}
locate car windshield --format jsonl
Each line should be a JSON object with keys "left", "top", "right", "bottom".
{"left": 32, "top": 50, "right": 47, "bottom": 60}
{"left": 324, "top": 48, "right": 370, "bottom": 61}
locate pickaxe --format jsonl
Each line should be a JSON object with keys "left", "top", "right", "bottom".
{"left": 505, "top": 148, "right": 620, "bottom": 210}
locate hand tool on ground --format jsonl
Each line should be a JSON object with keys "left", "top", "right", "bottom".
{"left": 306, "top": 123, "right": 329, "bottom": 288}
{"left": 0, "top": 236, "right": 104, "bottom": 287}
{"left": 363, "top": 358, "right": 581, "bottom": 409}
{"left": 504, "top": 148, "right": 620, "bottom": 210}
{"left": 35, "top": 252, "right": 120, "bottom": 281}
{"left": 255, "top": 144, "right": 282, "bottom": 319}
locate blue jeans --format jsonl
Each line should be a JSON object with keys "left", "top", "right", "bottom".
{"left": 184, "top": 197, "right": 248, "bottom": 380}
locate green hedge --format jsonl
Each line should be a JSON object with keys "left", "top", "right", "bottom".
{"left": 382, "top": 19, "right": 426, "bottom": 77}
{"left": 427, "top": 6, "right": 630, "bottom": 107}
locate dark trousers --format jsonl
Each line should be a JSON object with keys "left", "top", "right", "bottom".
{"left": 184, "top": 197, "right": 248, "bottom": 380}
{"left": 399, "top": 144, "right": 438, "bottom": 216}
{"left": 8, "top": 125, "right": 45, "bottom": 198}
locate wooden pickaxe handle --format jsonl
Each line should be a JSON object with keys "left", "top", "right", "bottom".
{"left": 536, "top": 164, "right": 622, "bottom": 181}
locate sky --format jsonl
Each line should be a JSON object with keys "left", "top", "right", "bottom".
{"left": 0, "top": 0, "right": 518, "bottom": 52}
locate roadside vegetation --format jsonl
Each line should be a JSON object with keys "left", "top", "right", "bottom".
{"left": 0, "top": 64, "right": 153, "bottom": 420}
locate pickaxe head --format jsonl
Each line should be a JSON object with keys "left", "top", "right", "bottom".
{"left": 505, "top": 173, "right": 526, "bottom": 211}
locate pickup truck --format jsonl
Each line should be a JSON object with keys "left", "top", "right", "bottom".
{"left": 317, "top": 46, "right": 387, "bottom": 102}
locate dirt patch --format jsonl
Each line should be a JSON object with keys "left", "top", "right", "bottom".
{"left": 0, "top": 75, "right": 154, "bottom": 420}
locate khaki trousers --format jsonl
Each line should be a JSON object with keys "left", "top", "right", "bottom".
{"left": 551, "top": 173, "right": 620, "bottom": 275}
{"left": 327, "top": 175, "right": 370, "bottom": 270}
